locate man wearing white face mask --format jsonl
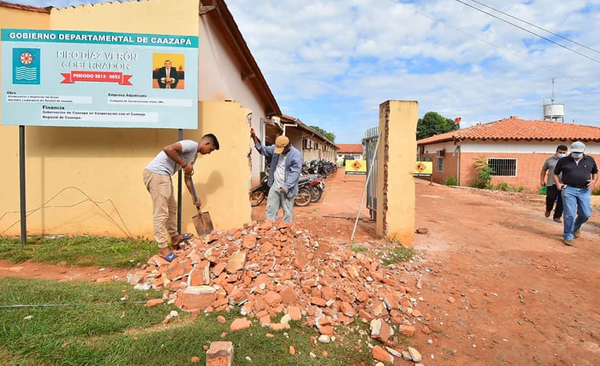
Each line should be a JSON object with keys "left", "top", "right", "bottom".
{"left": 553, "top": 141, "right": 598, "bottom": 246}
{"left": 540, "top": 145, "right": 568, "bottom": 222}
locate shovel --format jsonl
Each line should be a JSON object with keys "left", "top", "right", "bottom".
{"left": 188, "top": 177, "right": 214, "bottom": 236}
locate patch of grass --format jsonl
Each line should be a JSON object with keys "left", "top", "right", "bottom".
{"left": 0, "top": 277, "right": 374, "bottom": 366}
{"left": 494, "top": 182, "right": 525, "bottom": 192}
{"left": 380, "top": 246, "right": 416, "bottom": 266}
{"left": 0, "top": 236, "right": 156, "bottom": 268}
{"left": 351, "top": 244, "right": 369, "bottom": 253}
{"left": 593, "top": 186, "right": 600, "bottom": 195}
{"left": 443, "top": 176, "right": 458, "bottom": 186}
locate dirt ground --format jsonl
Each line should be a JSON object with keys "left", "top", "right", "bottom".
{"left": 2, "top": 170, "right": 600, "bottom": 365}
{"left": 253, "top": 171, "right": 600, "bottom": 365}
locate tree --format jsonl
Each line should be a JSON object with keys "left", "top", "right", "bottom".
{"left": 416, "top": 111, "right": 459, "bottom": 140}
{"left": 310, "top": 125, "right": 336, "bottom": 142}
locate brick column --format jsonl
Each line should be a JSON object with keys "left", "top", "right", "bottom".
{"left": 376, "top": 100, "right": 418, "bottom": 246}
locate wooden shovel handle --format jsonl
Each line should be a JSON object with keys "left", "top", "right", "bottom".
{"left": 186, "top": 175, "right": 202, "bottom": 214}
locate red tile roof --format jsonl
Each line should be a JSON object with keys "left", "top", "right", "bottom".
{"left": 417, "top": 116, "right": 600, "bottom": 145}
{"left": 337, "top": 144, "right": 364, "bottom": 153}
{"left": 0, "top": 0, "right": 51, "bottom": 13}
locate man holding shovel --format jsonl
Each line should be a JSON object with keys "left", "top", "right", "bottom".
{"left": 251, "top": 128, "right": 302, "bottom": 222}
{"left": 143, "top": 134, "right": 220, "bottom": 261}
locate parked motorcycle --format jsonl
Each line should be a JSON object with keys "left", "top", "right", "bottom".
{"left": 249, "top": 172, "right": 317, "bottom": 207}
{"left": 250, "top": 174, "right": 269, "bottom": 207}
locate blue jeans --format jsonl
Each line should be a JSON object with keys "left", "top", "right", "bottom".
{"left": 266, "top": 183, "right": 294, "bottom": 222}
{"left": 561, "top": 186, "right": 592, "bottom": 240}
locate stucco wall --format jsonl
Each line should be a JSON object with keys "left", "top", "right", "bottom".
{"left": 0, "top": 5, "right": 51, "bottom": 237}
{"left": 0, "top": 1, "right": 255, "bottom": 237}
{"left": 0, "top": 101, "right": 251, "bottom": 237}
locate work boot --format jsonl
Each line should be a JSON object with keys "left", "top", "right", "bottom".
{"left": 563, "top": 239, "right": 574, "bottom": 246}
{"left": 574, "top": 230, "right": 581, "bottom": 238}
{"left": 553, "top": 218, "right": 562, "bottom": 223}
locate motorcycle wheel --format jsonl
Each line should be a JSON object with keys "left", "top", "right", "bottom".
{"left": 250, "top": 190, "right": 266, "bottom": 207}
{"left": 294, "top": 187, "right": 312, "bottom": 207}
{"left": 309, "top": 186, "right": 322, "bottom": 203}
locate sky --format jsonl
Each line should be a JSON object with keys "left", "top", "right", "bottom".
{"left": 15, "top": 0, "right": 600, "bottom": 143}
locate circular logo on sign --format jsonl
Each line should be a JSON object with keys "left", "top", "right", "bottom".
{"left": 352, "top": 160, "right": 362, "bottom": 171}
{"left": 20, "top": 51, "right": 34, "bottom": 66}
{"left": 416, "top": 162, "right": 426, "bottom": 173}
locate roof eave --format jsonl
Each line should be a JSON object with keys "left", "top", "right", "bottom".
{"left": 201, "top": 0, "right": 281, "bottom": 117}
{"left": 0, "top": 1, "right": 51, "bottom": 13}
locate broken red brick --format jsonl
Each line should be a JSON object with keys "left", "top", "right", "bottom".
{"left": 372, "top": 345, "right": 393, "bottom": 363}
{"left": 229, "top": 318, "right": 251, "bottom": 332}
{"left": 145, "top": 298, "right": 164, "bottom": 307}
{"left": 206, "top": 341, "right": 234, "bottom": 366}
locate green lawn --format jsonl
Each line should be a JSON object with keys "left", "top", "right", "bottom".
{"left": 0, "top": 236, "right": 156, "bottom": 268}
{"left": 0, "top": 277, "right": 375, "bottom": 366}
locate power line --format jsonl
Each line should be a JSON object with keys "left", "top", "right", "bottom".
{"left": 466, "top": 0, "right": 600, "bottom": 56}
{"left": 454, "top": 0, "right": 600, "bottom": 65}
{"left": 385, "top": 0, "right": 597, "bottom": 89}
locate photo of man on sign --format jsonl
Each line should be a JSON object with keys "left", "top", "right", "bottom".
{"left": 152, "top": 53, "right": 185, "bottom": 89}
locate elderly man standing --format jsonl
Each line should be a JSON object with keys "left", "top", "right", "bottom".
{"left": 250, "top": 128, "right": 302, "bottom": 222}
{"left": 553, "top": 141, "right": 598, "bottom": 246}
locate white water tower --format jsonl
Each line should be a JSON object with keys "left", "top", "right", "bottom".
{"left": 543, "top": 78, "right": 565, "bottom": 122}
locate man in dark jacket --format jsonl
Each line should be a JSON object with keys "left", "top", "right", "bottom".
{"left": 251, "top": 128, "right": 302, "bottom": 222}
{"left": 553, "top": 141, "right": 598, "bottom": 246}
{"left": 157, "top": 60, "right": 179, "bottom": 89}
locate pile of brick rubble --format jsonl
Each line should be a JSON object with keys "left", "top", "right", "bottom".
{"left": 128, "top": 221, "right": 432, "bottom": 364}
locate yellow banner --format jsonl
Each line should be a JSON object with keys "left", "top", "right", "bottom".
{"left": 345, "top": 159, "right": 367, "bottom": 175}
{"left": 414, "top": 161, "right": 433, "bottom": 176}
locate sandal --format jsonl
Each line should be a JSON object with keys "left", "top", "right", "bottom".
{"left": 173, "top": 233, "right": 194, "bottom": 249}
{"left": 162, "top": 252, "right": 178, "bottom": 262}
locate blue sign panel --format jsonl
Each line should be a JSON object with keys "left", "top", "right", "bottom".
{"left": 1, "top": 29, "right": 199, "bottom": 129}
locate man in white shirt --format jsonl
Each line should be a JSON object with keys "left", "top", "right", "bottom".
{"left": 143, "top": 134, "right": 219, "bottom": 261}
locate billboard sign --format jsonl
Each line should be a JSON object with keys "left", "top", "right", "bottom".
{"left": 1, "top": 29, "right": 198, "bottom": 129}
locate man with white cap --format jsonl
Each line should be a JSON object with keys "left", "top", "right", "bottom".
{"left": 553, "top": 141, "right": 598, "bottom": 246}
{"left": 251, "top": 128, "right": 303, "bottom": 222}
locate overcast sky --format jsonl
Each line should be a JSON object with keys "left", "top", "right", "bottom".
{"left": 16, "top": 0, "right": 600, "bottom": 143}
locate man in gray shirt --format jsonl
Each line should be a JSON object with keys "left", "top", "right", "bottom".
{"left": 143, "top": 134, "right": 219, "bottom": 261}
{"left": 540, "top": 145, "right": 567, "bottom": 222}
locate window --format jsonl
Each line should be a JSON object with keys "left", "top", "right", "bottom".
{"left": 488, "top": 158, "right": 517, "bottom": 176}
{"left": 437, "top": 157, "right": 444, "bottom": 172}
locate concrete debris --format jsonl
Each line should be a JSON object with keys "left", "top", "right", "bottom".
{"left": 128, "top": 221, "right": 433, "bottom": 364}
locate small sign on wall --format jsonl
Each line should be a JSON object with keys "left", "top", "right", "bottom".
{"left": 345, "top": 159, "right": 367, "bottom": 175}
{"left": 414, "top": 161, "right": 433, "bottom": 176}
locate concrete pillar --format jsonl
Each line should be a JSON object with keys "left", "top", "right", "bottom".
{"left": 376, "top": 100, "right": 418, "bottom": 246}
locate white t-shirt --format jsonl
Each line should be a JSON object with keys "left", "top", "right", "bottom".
{"left": 274, "top": 154, "right": 287, "bottom": 187}
{"left": 145, "top": 140, "right": 198, "bottom": 176}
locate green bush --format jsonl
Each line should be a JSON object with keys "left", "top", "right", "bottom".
{"left": 593, "top": 186, "right": 600, "bottom": 195}
{"left": 443, "top": 176, "right": 458, "bottom": 186}
{"left": 472, "top": 156, "right": 494, "bottom": 189}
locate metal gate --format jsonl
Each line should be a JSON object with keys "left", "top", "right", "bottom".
{"left": 364, "top": 126, "right": 379, "bottom": 220}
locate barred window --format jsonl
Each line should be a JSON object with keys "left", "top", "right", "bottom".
{"left": 437, "top": 157, "right": 444, "bottom": 172}
{"left": 488, "top": 158, "right": 517, "bottom": 177}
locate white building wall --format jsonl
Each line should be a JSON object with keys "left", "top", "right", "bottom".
{"left": 199, "top": 15, "right": 270, "bottom": 183}
{"left": 459, "top": 140, "right": 600, "bottom": 154}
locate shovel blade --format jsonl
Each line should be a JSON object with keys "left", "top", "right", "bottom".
{"left": 192, "top": 211, "right": 214, "bottom": 236}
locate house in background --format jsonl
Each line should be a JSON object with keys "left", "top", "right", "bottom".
{"left": 336, "top": 144, "right": 365, "bottom": 165}
{"left": 258, "top": 114, "right": 338, "bottom": 166}
{"left": 417, "top": 116, "right": 600, "bottom": 190}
